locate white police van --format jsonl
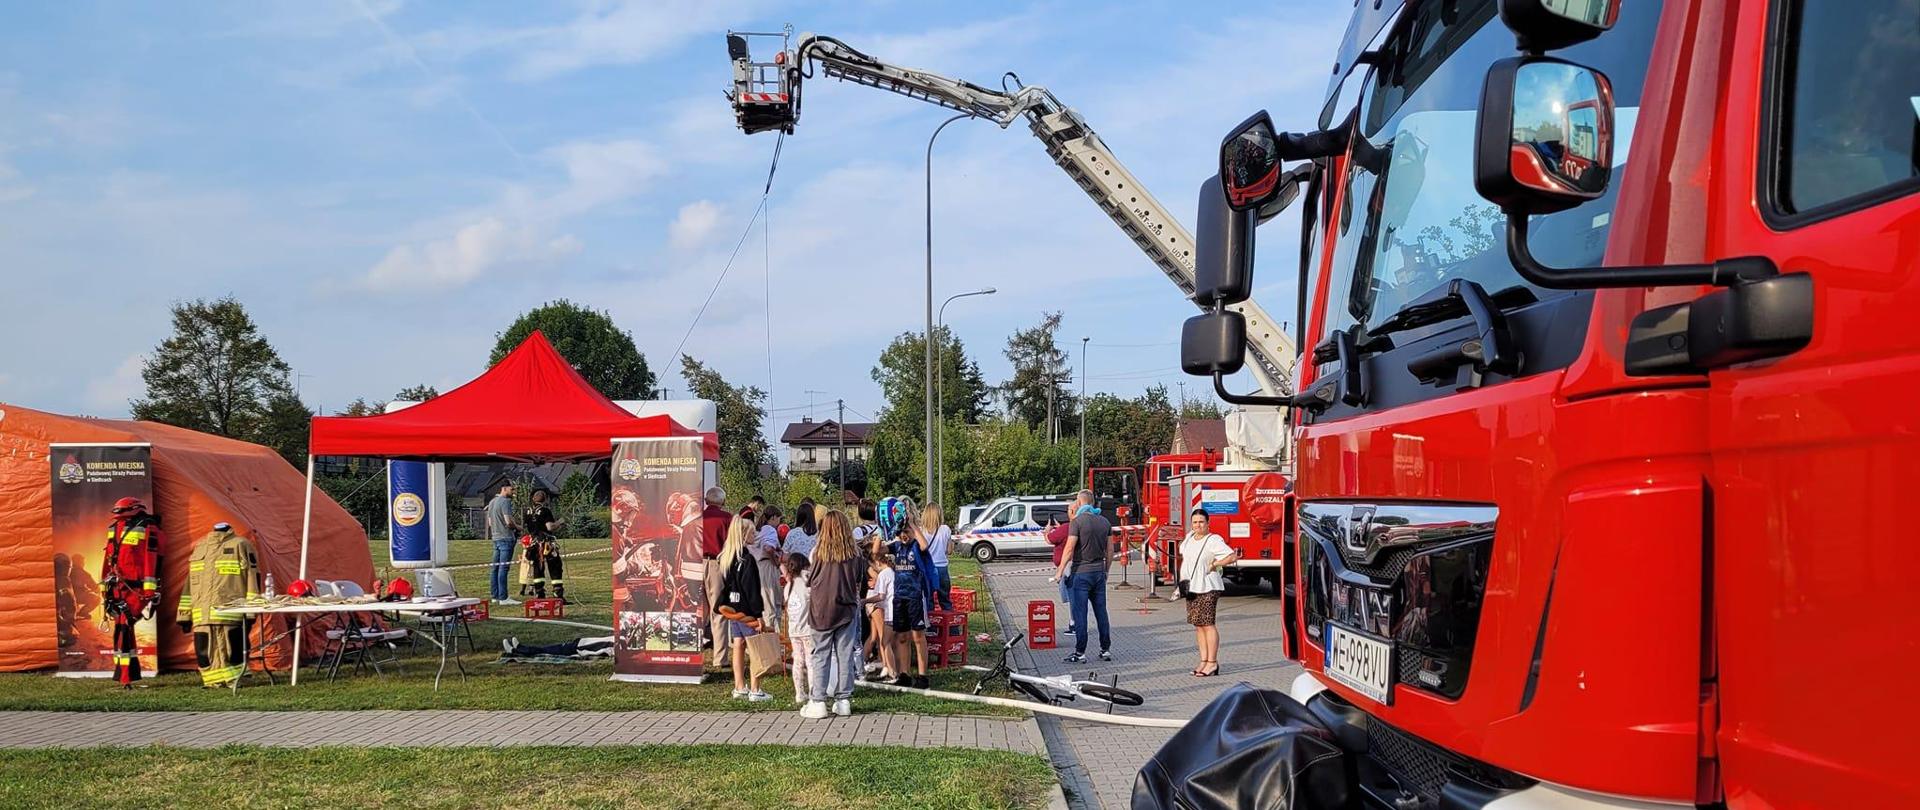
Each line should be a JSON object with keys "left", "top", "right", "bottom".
{"left": 954, "top": 494, "right": 1075, "bottom": 562}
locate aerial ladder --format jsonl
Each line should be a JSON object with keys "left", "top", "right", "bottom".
{"left": 724, "top": 27, "right": 1295, "bottom": 468}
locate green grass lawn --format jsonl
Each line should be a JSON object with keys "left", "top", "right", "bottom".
{"left": 0, "top": 745, "right": 1056, "bottom": 809}
{"left": 0, "top": 540, "right": 1021, "bottom": 714}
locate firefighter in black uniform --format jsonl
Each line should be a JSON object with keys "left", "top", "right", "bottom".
{"left": 523, "top": 489, "right": 566, "bottom": 602}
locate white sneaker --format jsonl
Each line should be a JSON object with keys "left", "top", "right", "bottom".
{"left": 832, "top": 699, "right": 851, "bottom": 717}
{"left": 863, "top": 662, "right": 882, "bottom": 675}
{"left": 501, "top": 638, "right": 517, "bottom": 654}
{"left": 747, "top": 690, "right": 773, "bottom": 702}
{"left": 731, "top": 688, "right": 748, "bottom": 699}
{"left": 495, "top": 598, "right": 522, "bottom": 606}
{"left": 800, "top": 700, "right": 830, "bottom": 719}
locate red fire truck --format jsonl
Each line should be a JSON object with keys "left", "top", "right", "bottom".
{"left": 1091, "top": 452, "right": 1294, "bottom": 597}
{"left": 1182, "top": 0, "right": 1919, "bottom": 807}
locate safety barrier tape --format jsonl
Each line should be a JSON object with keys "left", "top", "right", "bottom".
{"left": 437, "top": 545, "right": 613, "bottom": 572}
{"left": 979, "top": 547, "right": 1146, "bottom": 579}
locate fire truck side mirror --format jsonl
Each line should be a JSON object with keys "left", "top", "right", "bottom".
{"left": 1196, "top": 175, "right": 1257, "bottom": 305}
{"left": 1497, "top": 0, "right": 1619, "bottom": 52}
{"left": 1474, "top": 56, "right": 1615, "bottom": 216}
{"left": 1181, "top": 310, "right": 1246, "bottom": 376}
{"left": 1219, "top": 111, "right": 1285, "bottom": 212}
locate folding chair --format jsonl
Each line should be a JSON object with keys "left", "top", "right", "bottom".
{"left": 322, "top": 581, "right": 407, "bottom": 680}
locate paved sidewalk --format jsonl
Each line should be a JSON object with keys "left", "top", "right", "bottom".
{"left": 0, "top": 709, "right": 1043, "bottom": 754}
{"left": 983, "top": 561, "right": 1302, "bottom": 810}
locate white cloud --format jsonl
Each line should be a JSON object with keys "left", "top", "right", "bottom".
{"left": 362, "top": 217, "right": 582, "bottom": 291}
{"left": 84, "top": 354, "right": 144, "bottom": 414}
{"left": 544, "top": 138, "right": 667, "bottom": 213}
{"left": 668, "top": 200, "right": 723, "bottom": 251}
{"left": 355, "top": 137, "right": 663, "bottom": 291}
{"left": 503, "top": 1, "right": 763, "bottom": 81}
{"left": 0, "top": 153, "right": 32, "bottom": 203}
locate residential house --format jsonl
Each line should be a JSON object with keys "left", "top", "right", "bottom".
{"left": 780, "top": 418, "right": 875, "bottom": 474}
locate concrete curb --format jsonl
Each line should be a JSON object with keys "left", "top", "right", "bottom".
{"left": 988, "top": 586, "right": 1100, "bottom": 810}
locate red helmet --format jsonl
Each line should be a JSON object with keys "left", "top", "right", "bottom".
{"left": 285, "top": 579, "right": 313, "bottom": 598}
{"left": 520, "top": 534, "right": 534, "bottom": 547}
{"left": 385, "top": 577, "right": 414, "bottom": 600}
{"left": 110, "top": 497, "right": 145, "bottom": 515}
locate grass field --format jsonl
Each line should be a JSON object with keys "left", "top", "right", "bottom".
{"left": 0, "top": 745, "right": 1056, "bottom": 809}
{"left": 0, "top": 540, "right": 1023, "bottom": 714}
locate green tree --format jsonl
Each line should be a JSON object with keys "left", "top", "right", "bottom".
{"left": 872, "top": 326, "right": 990, "bottom": 426}
{"left": 679, "top": 356, "right": 774, "bottom": 495}
{"left": 393, "top": 384, "right": 440, "bottom": 402}
{"left": 948, "top": 420, "right": 1077, "bottom": 504}
{"left": 1178, "top": 398, "right": 1225, "bottom": 421}
{"left": 1083, "top": 385, "right": 1178, "bottom": 470}
{"left": 492, "top": 299, "right": 655, "bottom": 399}
{"left": 785, "top": 473, "right": 830, "bottom": 510}
{"left": 337, "top": 398, "right": 385, "bottom": 417}
{"left": 132, "top": 297, "right": 295, "bottom": 440}
{"left": 1000, "top": 312, "right": 1075, "bottom": 436}
{"left": 257, "top": 393, "right": 314, "bottom": 468}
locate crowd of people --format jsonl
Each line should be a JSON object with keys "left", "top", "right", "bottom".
{"left": 496, "top": 479, "right": 1248, "bottom": 708}
{"left": 701, "top": 487, "right": 955, "bottom": 717}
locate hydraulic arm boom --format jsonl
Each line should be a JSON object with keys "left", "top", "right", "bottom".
{"left": 726, "top": 29, "right": 1295, "bottom": 400}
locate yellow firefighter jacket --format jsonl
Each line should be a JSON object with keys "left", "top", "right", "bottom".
{"left": 177, "top": 527, "right": 261, "bottom": 627}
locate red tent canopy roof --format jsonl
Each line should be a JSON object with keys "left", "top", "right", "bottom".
{"left": 308, "top": 331, "right": 717, "bottom": 462}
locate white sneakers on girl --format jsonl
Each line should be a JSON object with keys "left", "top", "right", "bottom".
{"left": 800, "top": 700, "right": 830, "bottom": 719}
{"left": 747, "top": 690, "right": 773, "bottom": 702}
{"left": 832, "top": 699, "right": 851, "bottom": 717}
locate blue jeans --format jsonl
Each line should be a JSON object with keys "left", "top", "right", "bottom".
{"left": 931, "top": 565, "right": 953, "bottom": 610}
{"left": 1069, "top": 569, "right": 1111, "bottom": 654}
{"left": 490, "top": 538, "right": 515, "bottom": 600}
{"left": 808, "top": 622, "right": 860, "bottom": 702}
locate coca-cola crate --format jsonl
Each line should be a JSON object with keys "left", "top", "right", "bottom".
{"left": 1027, "top": 600, "right": 1056, "bottom": 649}
{"left": 950, "top": 588, "right": 978, "bottom": 613}
{"left": 927, "top": 609, "right": 970, "bottom": 638}
{"left": 523, "top": 598, "right": 565, "bottom": 619}
{"left": 459, "top": 600, "right": 490, "bottom": 623}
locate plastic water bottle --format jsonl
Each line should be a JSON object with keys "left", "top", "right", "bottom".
{"left": 264, "top": 572, "right": 277, "bottom": 599}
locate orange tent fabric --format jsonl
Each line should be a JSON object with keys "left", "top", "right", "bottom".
{"left": 0, "top": 403, "right": 372, "bottom": 672}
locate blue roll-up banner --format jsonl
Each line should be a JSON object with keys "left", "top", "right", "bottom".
{"left": 388, "top": 460, "right": 447, "bottom": 568}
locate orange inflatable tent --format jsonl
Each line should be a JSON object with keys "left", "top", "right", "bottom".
{"left": 0, "top": 403, "right": 372, "bottom": 672}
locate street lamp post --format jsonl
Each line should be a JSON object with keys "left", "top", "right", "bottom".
{"left": 925, "top": 112, "right": 972, "bottom": 507}
{"left": 1079, "top": 336, "right": 1089, "bottom": 487}
{"left": 937, "top": 287, "right": 997, "bottom": 508}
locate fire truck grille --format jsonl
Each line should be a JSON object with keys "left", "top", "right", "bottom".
{"left": 1367, "top": 720, "right": 1450, "bottom": 801}
{"left": 1342, "top": 545, "right": 1420, "bottom": 580}
{"left": 1366, "top": 719, "right": 1536, "bottom": 802}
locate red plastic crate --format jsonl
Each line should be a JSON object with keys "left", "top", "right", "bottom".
{"left": 927, "top": 610, "right": 970, "bottom": 638}
{"left": 950, "top": 588, "right": 978, "bottom": 613}
{"left": 1027, "top": 600, "right": 1056, "bottom": 649}
{"left": 523, "top": 598, "right": 565, "bottom": 619}
{"left": 459, "top": 600, "right": 490, "bottom": 622}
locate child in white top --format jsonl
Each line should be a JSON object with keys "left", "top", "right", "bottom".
{"left": 782, "top": 552, "right": 815, "bottom": 705}
{"left": 864, "top": 555, "right": 898, "bottom": 680}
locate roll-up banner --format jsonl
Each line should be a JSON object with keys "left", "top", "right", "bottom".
{"left": 388, "top": 460, "right": 448, "bottom": 568}
{"left": 608, "top": 437, "right": 707, "bottom": 683}
{"left": 48, "top": 443, "right": 157, "bottom": 678}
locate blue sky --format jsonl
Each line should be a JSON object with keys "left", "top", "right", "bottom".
{"left": 0, "top": 0, "right": 1347, "bottom": 450}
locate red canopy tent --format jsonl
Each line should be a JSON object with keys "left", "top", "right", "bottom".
{"left": 309, "top": 331, "right": 716, "bottom": 462}
{"left": 291, "top": 331, "right": 717, "bottom": 683}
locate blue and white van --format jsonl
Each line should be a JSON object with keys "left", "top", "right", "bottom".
{"left": 954, "top": 495, "right": 1075, "bottom": 563}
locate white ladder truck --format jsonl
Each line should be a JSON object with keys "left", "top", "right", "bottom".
{"left": 724, "top": 27, "right": 1299, "bottom": 472}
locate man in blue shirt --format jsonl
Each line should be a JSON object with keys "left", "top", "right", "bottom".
{"left": 485, "top": 483, "right": 523, "bottom": 605}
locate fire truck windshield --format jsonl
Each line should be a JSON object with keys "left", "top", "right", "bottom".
{"left": 1319, "top": 0, "right": 1660, "bottom": 339}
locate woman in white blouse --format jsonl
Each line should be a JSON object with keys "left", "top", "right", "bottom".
{"left": 1177, "top": 506, "right": 1239, "bottom": 677}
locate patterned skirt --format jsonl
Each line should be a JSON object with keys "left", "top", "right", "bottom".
{"left": 1185, "top": 591, "right": 1220, "bottom": 627}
